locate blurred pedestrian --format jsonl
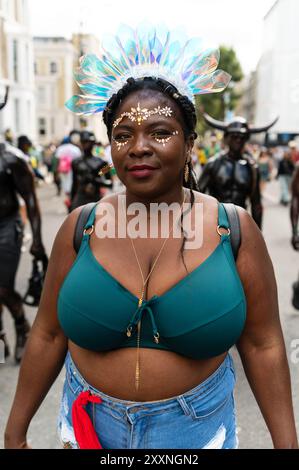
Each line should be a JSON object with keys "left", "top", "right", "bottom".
{"left": 258, "top": 147, "right": 273, "bottom": 193}
{"left": 277, "top": 151, "right": 295, "bottom": 205}
{"left": 198, "top": 115, "right": 278, "bottom": 229}
{"left": 70, "top": 131, "right": 113, "bottom": 211}
{"left": 17, "top": 136, "right": 44, "bottom": 182}
{"left": 55, "top": 132, "right": 82, "bottom": 210}
{"left": 4, "top": 129, "right": 14, "bottom": 145}
{"left": 288, "top": 140, "right": 299, "bottom": 164}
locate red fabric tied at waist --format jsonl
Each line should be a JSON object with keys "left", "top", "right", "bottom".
{"left": 72, "top": 390, "right": 103, "bottom": 449}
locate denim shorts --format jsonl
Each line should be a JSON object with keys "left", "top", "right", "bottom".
{"left": 57, "top": 351, "right": 238, "bottom": 449}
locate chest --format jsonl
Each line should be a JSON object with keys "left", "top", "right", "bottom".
{"left": 214, "top": 159, "right": 253, "bottom": 189}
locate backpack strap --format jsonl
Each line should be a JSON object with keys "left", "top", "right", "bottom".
{"left": 73, "top": 202, "right": 97, "bottom": 254}
{"left": 222, "top": 203, "right": 241, "bottom": 261}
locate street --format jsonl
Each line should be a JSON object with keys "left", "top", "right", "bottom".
{"left": 0, "top": 181, "right": 298, "bottom": 449}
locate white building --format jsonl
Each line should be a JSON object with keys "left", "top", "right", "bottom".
{"left": 34, "top": 37, "right": 76, "bottom": 145}
{"left": 235, "top": 71, "right": 258, "bottom": 125}
{"left": 0, "top": 0, "right": 36, "bottom": 141}
{"left": 256, "top": 0, "right": 299, "bottom": 143}
{"left": 34, "top": 34, "right": 108, "bottom": 145}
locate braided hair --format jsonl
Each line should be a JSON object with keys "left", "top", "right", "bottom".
{"left": 103, "top": 76, "right": 199, "bottom": 273}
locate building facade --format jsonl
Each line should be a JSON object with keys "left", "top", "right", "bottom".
{"left": 235, "top": 71, "right": 257, "bottom": 126}
{"left": 256, "top": 0, "right": 299, "bottom": 144}
{"left": 34, "top": 37, "right": 76, "bottom": 145}
{"left": 34, "top": 34, "right": 108, "bottom": 145}
{"left": 0, "top": 0, "right": 36, "bottom": 141}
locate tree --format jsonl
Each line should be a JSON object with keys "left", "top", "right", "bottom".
{"left": 195, "top": 46, "right": 244, "bottom": 136}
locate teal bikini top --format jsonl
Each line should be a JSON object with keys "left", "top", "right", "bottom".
{"left": 58, "top": 203, "right": 246, "bottom": 359}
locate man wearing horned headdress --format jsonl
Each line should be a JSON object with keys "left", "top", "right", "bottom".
{"left": 198, "top": 114, "right": 278, "bottom": 229}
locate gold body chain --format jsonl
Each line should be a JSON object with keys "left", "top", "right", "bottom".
{"left": 124, "top": 190, "right": 187, "bottom": 391}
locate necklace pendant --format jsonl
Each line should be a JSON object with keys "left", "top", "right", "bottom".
{"left": 138, "top": 297, "right": 143, "bottom": 308}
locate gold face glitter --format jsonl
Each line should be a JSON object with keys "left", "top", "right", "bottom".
{"left": 154, "top": 130, "right": 179, "bottom": 147}
{"left": 112, "top": 137, "right": 129, "bottom": 151}
{"left": 112, "top": 103, "right": 173, "bottom": 129}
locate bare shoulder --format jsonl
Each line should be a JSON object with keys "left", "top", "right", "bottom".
{"left": 33, "top": 206, "right": 88, "bottom": 335}
{"left": 235, "top": 206, "right": 274, "bottom": 288}
{"left": 49, "top": 206, "right": 86, "bottom": 275}
{"left": 192, "top": 189, "right": 218, "bottom": 207}
{"left": 236, "top": 205, "right": 266, "bottom": 254}
{"left": 192, "top": 190, "right": 219, "bottom": 219}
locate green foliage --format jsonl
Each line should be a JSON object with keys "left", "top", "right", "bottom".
{"left": 196, "top": 46, "right": 244, "bottom": 136}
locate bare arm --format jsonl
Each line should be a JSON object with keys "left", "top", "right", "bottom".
{"left": 197, "top": 159, "right": 213, "bottom": 193}
{"left": 11, "top": 157, "right": 45, "bottom": 259}
{"left": 71, "top": 159, "right": 79, "bottom": 201}
{"left": 291, "top": 166, "right": 299, "bottom": 250}
{"left": 236, "top": 208, "right": 298, "bottom": 449}
{"left": 4, "top": 207, "right": 83, "bottom": 449}
{"left": 250, "top": 164, "right": 263, "bottom": 229}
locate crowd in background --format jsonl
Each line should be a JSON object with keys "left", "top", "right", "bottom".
{"left": 3, "top": 126, "right": 297, "bottom": 210}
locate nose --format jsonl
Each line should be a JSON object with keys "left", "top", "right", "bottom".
{"left": 128, "top": 133, "right": 153, "bottom": 159}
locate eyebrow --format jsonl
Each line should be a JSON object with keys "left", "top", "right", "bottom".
{"left": 113, "top": 119, "right": 175, "bottom": 132}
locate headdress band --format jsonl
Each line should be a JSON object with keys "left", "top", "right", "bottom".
{"left": 65, "top": 23, "right": 231, "bottom": 116}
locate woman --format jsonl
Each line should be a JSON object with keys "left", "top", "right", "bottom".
{"left": 5, "top": 25, "right": 298, "bottom": 449}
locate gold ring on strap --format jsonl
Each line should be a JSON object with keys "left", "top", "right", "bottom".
{"left": 83, "top": 225, "right": 95, "bottom": 236}
{"left": 217, "top": 225, "right": 231, "bottom": 237}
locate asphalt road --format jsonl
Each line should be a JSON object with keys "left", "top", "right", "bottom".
{"left": 0, "top": 180, "right": 298, "bottom": 449}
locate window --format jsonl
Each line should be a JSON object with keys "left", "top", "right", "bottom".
{"left": 38, "top": 86, "right": 46, "bottom": 104}
{"left": 38, "top": 117, "right": 46, "bottom": 136}
{"left": 50, "top": 62, "right": 57, "bottom": 74}
{"left": 13, "top": 39, "right": 18, "bottom": 82}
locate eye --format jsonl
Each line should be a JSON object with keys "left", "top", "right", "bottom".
{"left": 152, "top": 129, "right": 172, "bottom": 137}
{"left": 113, "top": 133, "right": 131, "bottom": 142}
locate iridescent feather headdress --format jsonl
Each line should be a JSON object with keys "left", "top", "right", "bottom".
{"left": 66, "top": 23, "right": 231, "bottom": 115}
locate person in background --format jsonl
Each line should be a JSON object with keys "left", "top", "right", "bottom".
{"left": 291, "top": 164, "right": 299, "bottom": 250}
{"left": 0, "top": 138, "right": 46, "bottom": 363}
{"left": 198, "top": 114, "right": 278, "bottom": 229}
{"left": 17, "top": 136, "right": 44, "bottom": 182}
{"left": 277, "top": 150, "right": 295, "bottom": 206}
{"left": 288, "top": 141, "right": 299, "bottom": 164}
{"left": 4, "top": 128, "right": 14, "bottom": 145}
{"left": 70, "top": 131, "right": 113, "bottom": 210}
{"left": 258, "top": 147, "right": 274, "bottom": 194}
{"left": 204, "top": 133, "right": 220, "bottom": 159}
{"left": 55, "top": 131, "right": 82, "bottom": 211}
{"left": 43, "top": 143, "right": 57, "bottom": 181}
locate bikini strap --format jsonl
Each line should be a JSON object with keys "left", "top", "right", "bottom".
{"left": 73, "top": 202, "right": 98, "bottom": 253}
{"left": 218, "top": 203, "right": 241, "bottom": 261}
{"left": 217, "top": 202, "right": 230, "bottom": 232}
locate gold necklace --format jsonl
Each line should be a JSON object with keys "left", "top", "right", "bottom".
{"left": 124, "top": 189, "right": 187, "bottom": 391}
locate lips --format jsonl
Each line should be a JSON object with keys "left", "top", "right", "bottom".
{"left": 128, "top": 164, "right": 159, "bottom": 179}
{"left": 128, "top": 164, "right": 158, "bottom": 171}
